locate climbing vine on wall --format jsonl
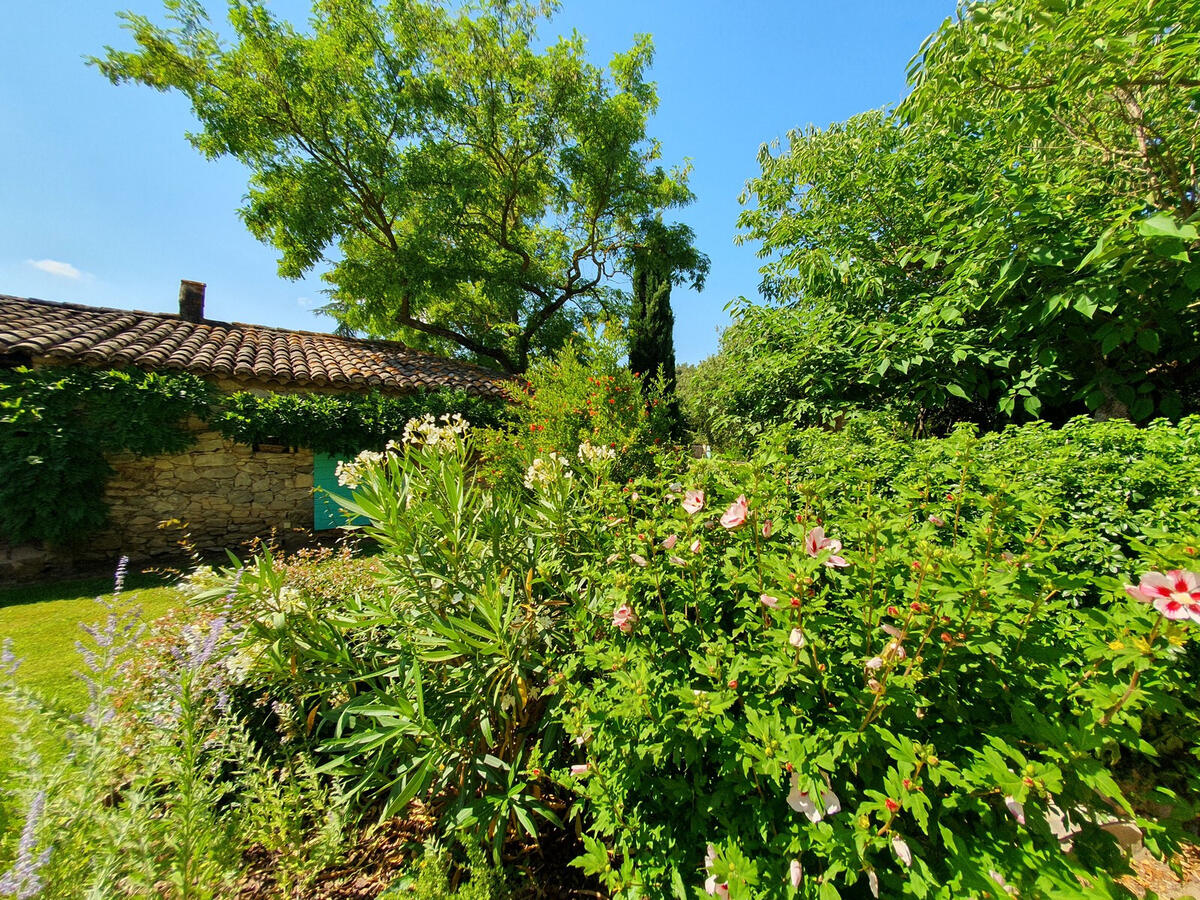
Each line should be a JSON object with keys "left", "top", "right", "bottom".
{"left": 0, "top": 367, "right": 510, "bottom": 546}
{"left": 0, "top": 367, "right": 213, "bottom": 546}
{"left": 212, "top": 388, "right": 506, "bottom": 457}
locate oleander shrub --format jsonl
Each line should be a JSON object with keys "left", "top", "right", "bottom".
{"left": 206, "top": 418, "right": 621, "bottom": 859}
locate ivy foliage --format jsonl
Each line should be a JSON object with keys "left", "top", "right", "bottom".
{"left": 212, "top": 389, "right": 507, "bottom": 458}
{"left": 0, "top": 367, "right": 212, "bottom": 546}
{"left": 0, "top": 367, "right": 508, "bottom": 546}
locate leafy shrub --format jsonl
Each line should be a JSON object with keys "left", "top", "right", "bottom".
{"left": 551, "top": 427, "right": 1199, "bottom": 898}
{"left": 379, "top": 839, "right": 508, "bottom": 899}
{"left": 212, "top": 423, "right": 610, "bottom": 858}
{"left": 777, "top": 415, "right": 1200, "bottom": 588}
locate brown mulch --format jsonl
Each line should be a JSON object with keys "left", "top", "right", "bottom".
{"left": 237, "top": 812, "right": 433, "bottom": 900}
{"left": 235, "top": 807, "right": 604, "bottom": 900}
{"left": 1122, "top": 843, "right": 1200, "bottom": 900}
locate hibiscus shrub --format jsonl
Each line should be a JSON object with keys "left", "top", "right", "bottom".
{"left": 548, "top": 429, "right": 1200, "bottom": 899}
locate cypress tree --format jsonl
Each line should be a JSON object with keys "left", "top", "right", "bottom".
{"left": 626, "top": 220, "right": 709, "bottom": 435}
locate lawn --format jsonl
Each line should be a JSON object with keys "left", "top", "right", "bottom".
{"left": 0, "top": 571, "right": 184, "bottom": 709}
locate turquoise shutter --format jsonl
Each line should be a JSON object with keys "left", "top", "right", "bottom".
{"left": 312, "top": 453, "right": 369, "bottom": 531}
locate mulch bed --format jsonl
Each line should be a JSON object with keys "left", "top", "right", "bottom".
{"left": 236, "top": 806, "right": 605, "bottom": 899}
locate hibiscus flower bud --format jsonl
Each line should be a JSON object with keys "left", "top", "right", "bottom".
{"left": 789, "top": 859, "right": 803, "bottom": 888}
{"left": 1004, "top": 795, "right": 1026, "bottom": 825}
{"left": 885, "top": 797, "right": 900, "bottom": 813}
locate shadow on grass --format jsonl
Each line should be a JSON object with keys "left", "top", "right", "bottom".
{"left": 0, "top": 571, "right": 174, "bottom": 610}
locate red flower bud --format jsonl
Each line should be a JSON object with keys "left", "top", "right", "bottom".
{"left": 885, "top": 798, "right": 900, "bottom": 813}
{"left": 728, "top": 679, "right": 738, "bottom": 690}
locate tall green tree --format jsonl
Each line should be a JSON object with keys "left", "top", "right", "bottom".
{"left": 626, "top": 220, "right": 708, "bottom": 400}
{"left": 735, "top": 0, "right": 1200, "bottom": 428}
{"left": 95, "top": 0, "right": 694, "bottom": 373}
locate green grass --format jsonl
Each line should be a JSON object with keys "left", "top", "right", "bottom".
{"left": 0, "top": 572, "right": 185, "bottom": 708}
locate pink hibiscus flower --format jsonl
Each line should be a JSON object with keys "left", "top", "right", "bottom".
{"left": 1004, "top": 795, "right": 1026, "bottom": 825}
{"left": 612, "top": 603, "right": 636, "bottom": 633}
{"left": 703, "top": 844, "right": 728, "bottom": 898}
{"left": 760, "top": 593, "right": 779, "bottom": 609}
{"left": 720, "top": 495, "right": 750, "bottom": 530}
{"left": 682, "top": 489, "right": 705, "bottom": 515}
{"left": 805, "top": 526, "right": 849, "bottom": 568}
{"left": 1124, "top": 570, "right": 1200, "bottom": 622}
{"left": 661, "top": 533, "right": 678, "bottom": 550}
{"left": 786, "top": 773, "right": 841, "bottom": 822}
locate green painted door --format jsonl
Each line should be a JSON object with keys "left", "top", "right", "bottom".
{"left": 313, "top": 453, "right": 369, "bottom": 530}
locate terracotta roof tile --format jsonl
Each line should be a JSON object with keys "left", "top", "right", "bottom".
{"left": 0, "top": 295, "right": 511, "bottom": 399}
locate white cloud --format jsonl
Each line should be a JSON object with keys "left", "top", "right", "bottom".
{"left": 27, "top": 258, "right": 84, "bottom": 280}
{"left": 296, "top": 296, "right": 312, "bottom": 307}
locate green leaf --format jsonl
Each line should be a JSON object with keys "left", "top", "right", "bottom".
{"left": 1138, "top": 212, "right": 1198, "bottom": 241}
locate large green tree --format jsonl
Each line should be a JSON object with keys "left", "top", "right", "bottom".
{"left": 96, "top": 0, "right": 694, "bottom": 373}
{"left": 734, "top": 0, "right": 1200, "bottom": 429}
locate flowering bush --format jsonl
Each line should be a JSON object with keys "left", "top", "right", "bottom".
{"left": 478, "top": 325, "right": 676, "bottom": 488}
{"left": 191, "top": 414, "right": 1198, "bottom": 896}
{"left": 547, "top": 432, "right": 1199, "bottom": 898}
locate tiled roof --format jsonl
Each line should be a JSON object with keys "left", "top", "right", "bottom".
{"left": 0, "top": 295, "right": 510, "bottom": 398}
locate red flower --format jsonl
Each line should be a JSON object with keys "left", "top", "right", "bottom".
{"left": 885, "top": 798, "right": 901, "bottom": 813}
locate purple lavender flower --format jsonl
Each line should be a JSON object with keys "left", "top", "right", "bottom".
{"left": 1, "top": 639, "right": 19, "bottom": 677}
{"left": 112, "top": 556, "right": 129, "bottom": 595}
{"left": 0, "top": 790, "right": 52, "bottom": 899}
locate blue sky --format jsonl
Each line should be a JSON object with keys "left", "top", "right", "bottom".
{"left": 0, "top": 1, "right": 954, "bottom": 365}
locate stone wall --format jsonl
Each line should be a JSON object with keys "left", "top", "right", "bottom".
{"left": 1, "top": 424, "right": 315, "bottom": 582}
{"left": 92, "top": 426, "right": 315, "bottom": 559}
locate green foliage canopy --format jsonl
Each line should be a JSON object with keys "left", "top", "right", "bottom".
{"left": 95, "top": 0, "right": 695, "bottom": 374}
{"left": 735, "top": 0, "right": 1200, "bottom": 429}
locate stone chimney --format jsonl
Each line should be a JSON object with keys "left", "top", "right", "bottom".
{"left": 178, "top": 280, "right": 206, "bottom": 323}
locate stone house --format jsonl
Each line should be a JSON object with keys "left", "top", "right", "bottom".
{"left": 0, "top": 282, "right": 509, "bottom": 580}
